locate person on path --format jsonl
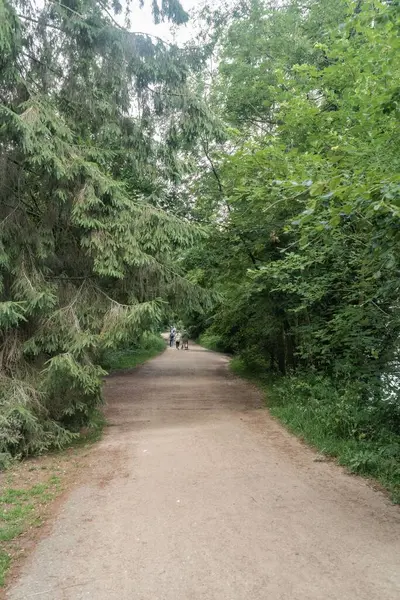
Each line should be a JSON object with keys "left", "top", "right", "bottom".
{"left": 175, "top": 331, "right": 181, "bottom": 349}
{"left": 181, "top": 330, "right": 189, "bottom": 350}
{"left": 169, "top": 326, "right": 176, "bottom": 348}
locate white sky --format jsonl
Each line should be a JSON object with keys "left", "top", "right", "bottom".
{"left": 125, "top": 0, "right": 214, "bottom": 45}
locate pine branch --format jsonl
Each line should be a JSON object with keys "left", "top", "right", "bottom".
{"left": 96, "top": 0, "right": 173, "bottom": 46}
{"left": 46, "top": 276, "right": 94, "bottom": 281}
{"left": 46, "top": 0, "right": 174, "bottom": 47}
{"left": 46, "top": 0, "right": 85, "bottom": 21}
{"left": 143, "top": 84, "right": 187, "bottom": 98}
{"left": 17, "top": 13, "right": 64, "bottom": 33}
{"left": 21, "top": 51, "right": 63, "bottom": 77}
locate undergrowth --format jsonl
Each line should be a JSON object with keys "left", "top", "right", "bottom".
{"left": 100, "top": 333, "right": 165, "bottom": 371}
{"left": 230, "top": 357, "right": 400, "bottom": 504}
{"left": 198, "top": 332, "right": 228, "bottom": 353}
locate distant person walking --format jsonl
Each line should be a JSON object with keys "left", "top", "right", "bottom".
{"left": 181, "top": 330, "right": 189, "bottom": 350}
{"left": 169, "top": 326, "right": 176, "bottom": 348}
{"left": 175, "top": 331, "right": 181, "bottom": 349}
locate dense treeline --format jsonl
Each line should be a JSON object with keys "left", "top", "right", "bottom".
{"left": 185, "top": 0, "right": 400, "bottom": 498}
{"left": 0, "top": 0, "right": 211, "bottom": 464}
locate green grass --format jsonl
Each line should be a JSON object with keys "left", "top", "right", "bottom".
{"left": 0, "top": 421, "right": 106, "bottom": 587}
{"left": 230, "top": 357, "right": 400, "bottom": 503}
{"left": 0, "top": 476, "right": 61, "bottom": 586}
{"left": 101, "top": 333, "right": 165, "bottom": 372}
{"left": 0, "top": 552, "right": 10, "bottom": 587}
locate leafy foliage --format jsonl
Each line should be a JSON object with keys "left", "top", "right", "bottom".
{"left": 189, "top": 0, "right": 400, "bottom": 378}
{"left": 186, "top": 0, "right": 400, "bottom": 496}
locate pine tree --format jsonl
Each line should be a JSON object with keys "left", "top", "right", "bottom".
{"left": 0, "top": 0, "right": 212, "bottom": 463}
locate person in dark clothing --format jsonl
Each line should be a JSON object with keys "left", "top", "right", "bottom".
{"left": 181, "top": 330, "right": 189, "bottom": 350}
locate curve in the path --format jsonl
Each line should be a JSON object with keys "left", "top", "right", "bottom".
{"left": 7, "top": 342, "right": 400, "bottom": 600}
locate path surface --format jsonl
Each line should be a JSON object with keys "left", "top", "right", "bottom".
{"left": 7, "top": 343, "right": 400, "bottom": 600}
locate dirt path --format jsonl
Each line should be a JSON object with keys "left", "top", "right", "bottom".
{"left": 7, "top": 343, "right": 400, "bottom": 599}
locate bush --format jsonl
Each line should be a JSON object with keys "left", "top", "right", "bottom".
{"left": 198, "top": 332, "right": 228, "bottom": 353}
{"left": 0, "top": 376, "right": 79, "bottom": 467}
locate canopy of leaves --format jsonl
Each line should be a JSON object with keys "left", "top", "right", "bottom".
{"left": 186, "top": 0, "right": 400, "bottom": 398}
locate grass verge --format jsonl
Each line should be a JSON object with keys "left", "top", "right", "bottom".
{"left": 0, "top": 477, "right": 61, "bottom": 586}
{"left": 0, "top": 444, "right": 95, "bottom": 589}
{"left": 230, "top": 357, "right": 400, "bottom": 504}
{"left": 101, "top": 333, "right": 165, "bottom": 372}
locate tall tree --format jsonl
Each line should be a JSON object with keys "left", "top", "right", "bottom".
{"left": 0, "top": 0, "right": 211, "bottom": 461}
{"left": 186, "top": 0, "right": 400, "bottom": 384}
